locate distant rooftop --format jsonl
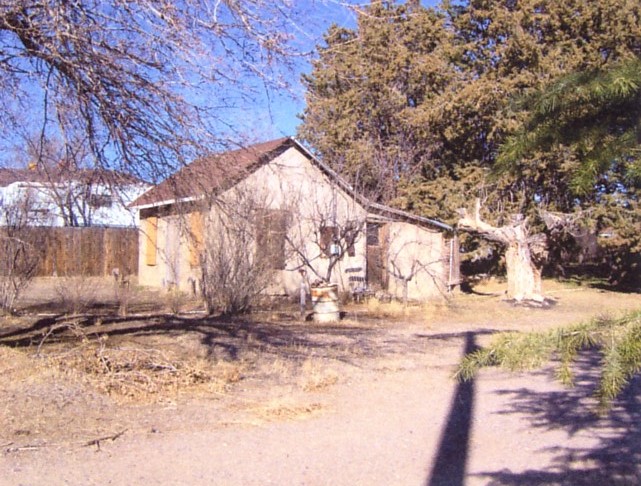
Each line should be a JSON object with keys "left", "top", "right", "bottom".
{"left": 0, "top": 167, "right": 146, "bottom": 188}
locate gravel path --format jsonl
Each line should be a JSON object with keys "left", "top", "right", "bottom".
{"left": 3, "top": 326, "right": 640, "bottom": 486}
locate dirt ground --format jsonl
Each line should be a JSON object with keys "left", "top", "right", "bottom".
{"left": 1, "top": 278, "right": 641, "bottom": 485}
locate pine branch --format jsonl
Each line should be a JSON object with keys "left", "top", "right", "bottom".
{"left": 456, "top": 310, "right": 641, "bottom": 413}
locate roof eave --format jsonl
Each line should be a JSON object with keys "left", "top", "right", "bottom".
{"left": 130, "top": 194, "right": 204, "bottom": 210}
{"left": 292, "top": 138, "right": 453, "bottom": 232}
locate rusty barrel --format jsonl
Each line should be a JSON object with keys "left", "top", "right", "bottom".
{"left": 311, "top": 283, "right": 340, "bottom": 322}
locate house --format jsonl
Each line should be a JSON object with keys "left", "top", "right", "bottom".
{"left": 131, "top": 137, "right": 459, "bottom": 301}
{"left": 0, "top": 167, "right": 150, "bottom": 227}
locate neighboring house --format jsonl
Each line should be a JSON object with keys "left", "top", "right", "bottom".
{"left": 0, "top": 168, "right": 150, "bottom": 227}
{"left": 131, "top": 137, "right": 459, "bottom": 301}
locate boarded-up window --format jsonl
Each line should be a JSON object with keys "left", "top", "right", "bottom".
{"left": 256, "top": 209, "right": 289, "bottom": 270}
{"left": 144, "top": 216, "right": 158, "bottom": 266}
{"left": 189, "top": 212, "right": 204, "bottom": 267}
{"left": 366, "top": 223, "right": 388, "bottom": 290}
{"left": 445, "top": 236, "right": 461, "bottom": 286}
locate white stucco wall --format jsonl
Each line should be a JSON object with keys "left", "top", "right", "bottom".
{"left": 138, "top": 146, "right": 368, "bottom": 295}
{"left": 232, "top": 146, "right": 368, "bottom": 295}
{"left": 385, "top": 221, "right": 448, "bottom": 301}
{"left": 137, "top": 145, "right": 453, "bottom": 302}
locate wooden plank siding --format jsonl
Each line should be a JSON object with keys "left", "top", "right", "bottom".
{"left": 0, "top": 227, "right": 138, "bottom": 277}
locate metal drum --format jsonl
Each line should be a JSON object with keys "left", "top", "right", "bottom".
{"left": 311, "top": 284, "right": 340, "bottom": 322}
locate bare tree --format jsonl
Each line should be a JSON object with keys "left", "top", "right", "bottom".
{"left": 0, "top": 194, "right": 40, "bottom": 313}
{"left": 284, "top": 184, "right": 366, "bottom": 285}
{"left": 386, "top": 242, "right": 449, "bottom": 306}
{"left": 0, "top": 1, "right": 308, "bottom": 180}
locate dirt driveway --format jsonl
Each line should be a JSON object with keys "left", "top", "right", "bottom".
{"left": 2, "top": 281, "right": 641, "bottom": 485}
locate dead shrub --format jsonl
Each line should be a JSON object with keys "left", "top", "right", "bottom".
{"left": 33, "top": 333, "right": 244, "bottom": 402}
{"left": 165, "top": 287, "right": 188, "bottom": 314}
{"left": 54, "top": 276, "right": 99, "bottom": 314}
{"left": 0, "top": 234, "right": 39, "bottom": 314}
{"left": 0, "top": 196, "right": 41, "bottom": 314}
{"left": 200, "top": 192, "right": 276, "bottom": 316}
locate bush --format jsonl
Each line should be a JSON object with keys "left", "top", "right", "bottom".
{"left": 0, "top": 232, "right": 39, "bottom": 314}
{"left": 200, "top": 195, "right": 276, "bottom": 316}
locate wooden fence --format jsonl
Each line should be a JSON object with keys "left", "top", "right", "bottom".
{"left": 8, "top": 227, "right": 139, "bottom": 277}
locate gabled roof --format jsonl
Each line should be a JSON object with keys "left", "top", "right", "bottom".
{"left": 0, "top": 167, "right": 145, "bottom": 188}
{"left": 131, "top": 138, "right": 293, "bottom": 208}
{"left": 132, "top": 137, "right": 453, "bottom": 231}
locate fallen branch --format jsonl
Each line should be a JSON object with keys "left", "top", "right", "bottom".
{"left": 4, "top": 443, "right": 45, "bottom": 453}
{"left": 37, "top": 319, "right": 87, "bottom": 356}
{"left": 83, "top": 428, "right": 127, "bottom": 451}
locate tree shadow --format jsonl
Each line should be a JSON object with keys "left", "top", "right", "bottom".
{"left": 473, "top": 351, "right": 641, "bottom": 484}
{"left": 426, "top": 331, "right": 480, "bottom": 486}
{"left": 0, "top": 312, "right": 427, "bottom": 367}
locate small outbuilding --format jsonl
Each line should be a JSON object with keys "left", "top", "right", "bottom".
{"left": 131, "top": 138, "right": 459, "bottom": 302}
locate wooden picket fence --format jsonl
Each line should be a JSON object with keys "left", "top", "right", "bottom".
{"left": 8, "top": 227, "right": 139, "bottom": 277}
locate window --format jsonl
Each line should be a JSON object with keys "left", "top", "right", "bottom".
{"left": 343, "top": 224, "right": 357, "bottom": 257}
{"left": 88, "top": 193, "right": 113, "bottom": 208}
{"left": 366, "top": 223, "right": 380, "bottom": 246}
{"left": 320, "top": 225, "right": 338, "bottom": 257}
{"left": 256, "top": 209, "right": 289, "bottom": 270}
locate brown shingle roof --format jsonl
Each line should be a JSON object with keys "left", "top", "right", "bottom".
{"left": 129, "top": 136, "right": 454, "bottom": 231}
{"left": 131, "top": 137, "right": 294, "bottom": 207}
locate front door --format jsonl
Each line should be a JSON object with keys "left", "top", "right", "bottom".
{"left": 366, "top": 223, "right": 388, "bottom": 291}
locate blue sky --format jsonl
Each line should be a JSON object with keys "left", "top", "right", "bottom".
{"left": 245, "top": 0, "right": 442, "bottom": 141}
{"left": 0, "top": 1, "right": 443, "bottom": 168}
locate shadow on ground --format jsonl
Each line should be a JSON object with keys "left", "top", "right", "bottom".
{"left": 0, "top": 312, "right": 438, "bottom": 367}
{"left": 475, "top": 352, "right": 641, "bottom": 485}
{"left": 426, "top": 331, "right": 480, "bottom": 486}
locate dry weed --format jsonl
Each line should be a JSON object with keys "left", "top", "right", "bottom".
{"left": 366, "top": 298, "right": 432, "bottom": 322}
{"left": 165, "top": 288, "right": 188, "bottom": 314}
{"left": 54, "top": 276, "right": 99, "bottom": 314}
{"left": 266, "top": 357, "right": 298, "bottom": 382}
{"left": 299, "top": 358, "right": 339, "bottom": 392}
{"left": 12, "top": 328, "right": 244, "bottom": 402}
{"left": 250, "top": 398, "right": 324, "bottom": 422}
{"left": 33, "top": 335, "right": 244, "bottom": 403}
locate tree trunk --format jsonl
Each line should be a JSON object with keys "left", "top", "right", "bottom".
{"left": 505, "top": 241, "right": 543, "bottom": 302}
{"left": 458, "top": 199, "right": 544, "bottom": 302}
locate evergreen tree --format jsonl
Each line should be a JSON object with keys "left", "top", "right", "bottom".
{"left": 498, "top": 58, "right": 641, "bottom": 195}
{"left": 300, "top": 0, "right": 641, "bottom": 221}
{"left": 498, "top": 58, "right": 641, "bottom": 284}
{"left": 406, "top": 0, "right": 641, "bottom": 221}
{"left": 299, "top": 1, "right": 455, "bottom": 201}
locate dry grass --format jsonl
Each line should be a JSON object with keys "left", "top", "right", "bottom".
{"left": 299, "top": 358, "right": 339, "bottom": 392}
{"left": 365, "top": 297, "right": 432, "bottom": 321}
{"left": 53, "top": 341, "right": 235, "bottom": 402}
{"left": 249, "top": 399, "right": 324, "bottom": 423}
{"left": 4, "top": 333, "right": 244, "bottom": 405}
{"left": 4, "top": 277, "right": 641, "bottom": 444}
{"left": 420, "top": 278, "right": 641, "bottom": 335}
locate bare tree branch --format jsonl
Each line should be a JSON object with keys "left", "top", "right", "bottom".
{"left": 0, "top": 1, "right": 308, "bottom": 179}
